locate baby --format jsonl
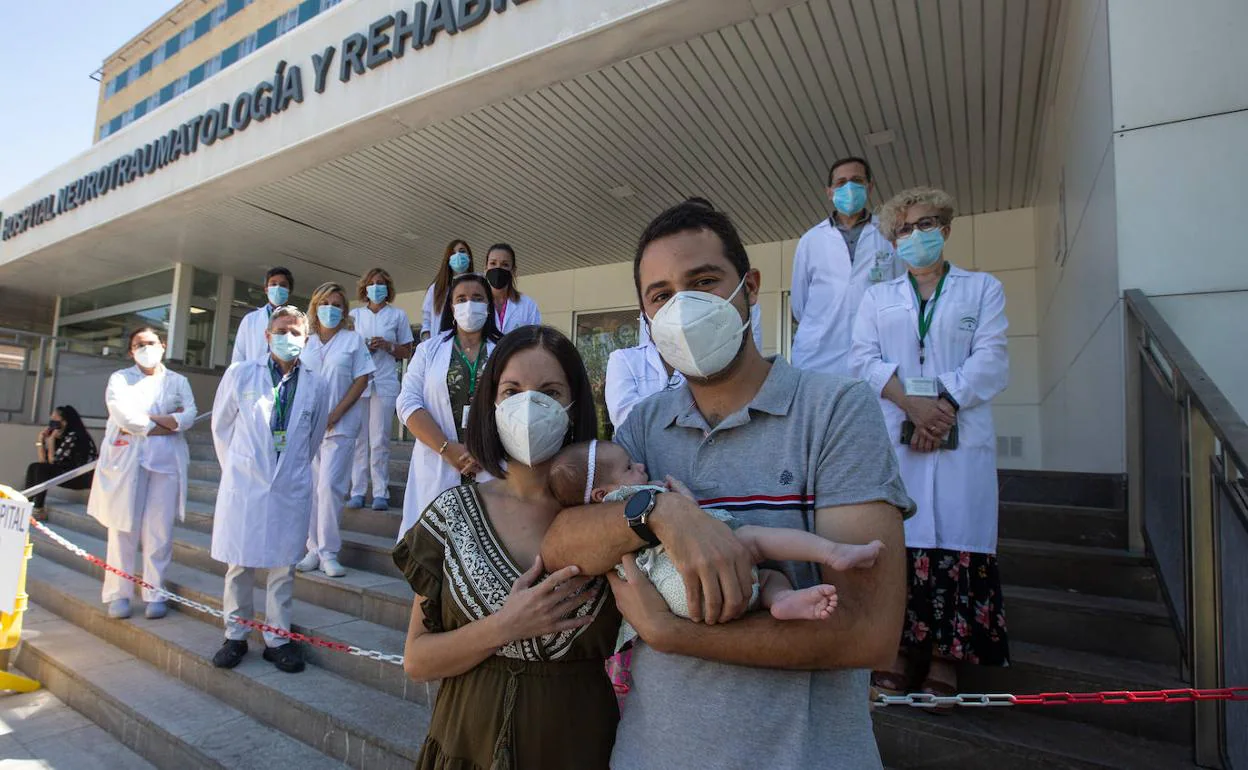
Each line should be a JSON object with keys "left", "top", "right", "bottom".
{"left": 549, "top": 440, "right": 884, "bottom": 650}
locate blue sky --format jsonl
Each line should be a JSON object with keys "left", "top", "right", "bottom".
{"left": 0, "top": 1, "right": 174, "bottom": 200}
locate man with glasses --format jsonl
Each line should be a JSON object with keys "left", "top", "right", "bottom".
{"left": 790, "top": 157, "right": 899, "bottom": 375}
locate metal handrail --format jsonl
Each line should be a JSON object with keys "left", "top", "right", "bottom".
{"left": 19, "top": 411, "right": 212, "bottom": 500}
{"left": 1124, "top": 290, "right": 1248, "bottom": 476}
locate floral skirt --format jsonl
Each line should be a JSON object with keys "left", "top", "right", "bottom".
{"left": 900, "top": 548, "right": 1010, "bottom": 666}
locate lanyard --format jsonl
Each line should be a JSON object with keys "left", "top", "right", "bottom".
{"left": 453, "top": 337, "right": 486, "bottom": 396}
{"left": 497, "top": 298, "right": 509, "bottom": 328}
{"left": 272, "top": 380, "right": 291, "bottom": 431}
{"left": 909, "top": 265, "right": 949, "bottom": 365}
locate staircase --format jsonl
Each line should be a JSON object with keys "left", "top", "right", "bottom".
{"left": 12, "top": 433, "right": 1200, "bottom": 768}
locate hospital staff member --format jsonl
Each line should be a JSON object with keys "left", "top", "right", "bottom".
{"left": 420, "top": 240, "right": 474, "bottom": 340}
{"left": 232, "top": 267, "right": 296, "bottom": 364}
{"left": 348, "top": 268, "right": 414, "bottom": 512}
{"left": 210, "top": 306, "right": 329, "bottom": 674}
{"left": 483, "top": 244, "right": 542, "bottom": 334}
{"left": 298, "top": 283, "right": 375, "bottom": 578}
{"left": 396, "top": 273, "right": 501, "bottom": 540}
{"left": 790, "top": 157, "right": 899, "bottom": 375}
{"left": 850, "top": 186, "right": 1010, "bottom": 701}
{"left": 605, "top": 307, "right": 765, "bottom": 430}
{"left": 87, "top": 327, "right": 196, "bottom": 621}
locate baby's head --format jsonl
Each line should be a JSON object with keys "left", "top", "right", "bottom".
{"left": 549, "top": 439, "right": 648, "bottom": 507}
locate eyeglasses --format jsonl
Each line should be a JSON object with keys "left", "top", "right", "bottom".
{"left": 895, "top": 216, "right": 946, "bottom": 238}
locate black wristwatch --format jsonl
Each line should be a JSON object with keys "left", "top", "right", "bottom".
{"left": 624, "top": 488, "right": 662, "bottom": 547}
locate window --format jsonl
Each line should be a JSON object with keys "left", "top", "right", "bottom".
{"left": 159, "top": 84, "right": 175, "bottom": 104}
{"left": 194, "top": 14, "right": 212, "bottom": 39}
{"left": 108, "top": 115, "right": 123, "bottom": 135}
{"left": 138, "top": 53, "right": 153, "bottom": 77}
{"left": 60, "top": 270, "right": 176, "bottom": 317}
{"left": 173, "top": 73, "right": 191, "bottom": 98}
{"left": 152, "top": 44, "right": 166, "bottom": 67}
{"left": 211, "top": 4, "right": 227, "bottom": 26}
{"left": 179, "top": 25, "right": 195, "bottom": 50}
{"left": 133, "top": 100, "right": 148, "bottom": 119}
{"left": 256, "top": 21, "right": 277, "bottom": 48}
{"left": 238, "top": 32, "right": 258, "bottom": 58}
{"left": 165, "top": 35, "right": 181, "bottom": 59}
{"left": 277, "top": 9, "right": 298, "bottom": 36}
{"left": 298, "top": 0, "right": 320, "bottom": 23}
{"left": 573, "top": 309, "right": 643, "bottom": 439}
{"left": 220, "top": 43, "right": 239, "bottom": 68}
{"left": 320, "top": 0, "right": 342, "bottom": 11}
{"left": 147, "top": 93, "right": 161, "bottom": 113}
{"left": 60, "top": 305, "right": 172, "bottom": 360}
{"left": 204, "top": 54, "right": 222, "bottom": 78}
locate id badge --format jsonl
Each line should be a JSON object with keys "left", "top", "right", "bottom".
{"left": 904, "top": 377, "right": 940, "bottom": 398}
{"left": 868, "top": 266, "right": 886, "bottom": 282}
{"left": 273, "top": 430, "right": 288, "bottom": 453}
{"left": 461, "top": 405, "right": 470, "bottom": 430}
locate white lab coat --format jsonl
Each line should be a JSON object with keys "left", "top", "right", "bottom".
{"left": 494, "top": 293, "right": 542, "bottom": 335}
{"left": 349, "top": 304, "right": 414, "bottom": 400}
{"left": 301, "top": 329, "right": 376, "bottom": 439}
{"left": 420, "top": 282, "right": 444, "bottom": 339}
{"left": 88, "top": 365, "right": 196, "bottom": 532}
{"left": 849, "top": 264, "right": 1009, "bottom": 554}
{"left": 791, "top": 217, "right": 899, "bottom": 375}
{"left": 396, "top": 333, "right": 496, "bottom": 540}
{"left": 231, "top": 305, "right": 275, "bottom": 364}
{"left": 210, "top": 358, "right": 330, "bottom": 567}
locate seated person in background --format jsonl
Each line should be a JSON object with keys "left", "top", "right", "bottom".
{"left": 27, "top": 405, "right": 97, "bottom": 510}
{"left": 548, "top": 439, "right": 883, "bottom": 648}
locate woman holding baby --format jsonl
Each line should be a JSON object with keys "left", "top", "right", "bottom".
{"left": 394, "top": 324, "right": 621, "bottom": 769}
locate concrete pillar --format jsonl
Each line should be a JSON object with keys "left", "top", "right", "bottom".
{"left": 167, "top": 263, "right": 194, "bottom": 362}
{"left": 210, "top": 274, "right": 235, "bottom": 368}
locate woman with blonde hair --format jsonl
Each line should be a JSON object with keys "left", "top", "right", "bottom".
{"left": 850, "top": 186, "right": 1011, "bottom": 703}
{"left": 298, "top": 282, "right": 375, "bottom": 577}
{"left": 420, "top": 240, "right": 474, "bottom": 340}
{"left": 349, "top": 267, "right": 414, "bottom": 512}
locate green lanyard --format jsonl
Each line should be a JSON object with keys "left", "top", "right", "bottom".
{"left": 909, "top": 265, "right": 949, "bottom": 365}
{"left": 453, "top": 338, "right": 486, "bottom": 396}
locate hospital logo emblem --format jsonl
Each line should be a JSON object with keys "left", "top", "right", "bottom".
{"left": 960, "top": 316, "right": 978, "bottom": 332}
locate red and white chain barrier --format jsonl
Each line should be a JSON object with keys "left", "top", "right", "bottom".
{"left": 27, "top": 514, "right": 1248, "bottom": 708}
{"left": 28, "top": 516, "right": 405, "bottom": 666}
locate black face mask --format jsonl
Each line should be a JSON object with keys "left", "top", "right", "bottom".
{"left": 486, "top": 268, "right": 513, "bottom": 290}
{"left": 49, "top": 419, "right": 64, "bottom": 430}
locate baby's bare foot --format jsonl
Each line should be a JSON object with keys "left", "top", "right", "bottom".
{"left": 826, "top": 540, "right": 885, "bottom": 571}
{"left": 769, "top": 584, "right": 838, "bottom": 621}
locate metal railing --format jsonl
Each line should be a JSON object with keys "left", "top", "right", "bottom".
{"left": 0, "top": 327, "right": 59, "bottom": 424}
{"left": 1124, "top": 290, "right": 1248, "bottom": 769}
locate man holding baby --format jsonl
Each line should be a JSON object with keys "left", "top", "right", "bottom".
{"left": 543, "top": 199, "right": 916, "bottom": 769}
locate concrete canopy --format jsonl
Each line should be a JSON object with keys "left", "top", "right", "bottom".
{"left": 0, "top": 0, "right": 1061, "bottom": 300}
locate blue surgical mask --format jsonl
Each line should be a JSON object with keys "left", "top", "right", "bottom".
{"left": 832, "top": 182, "right": 868, "bottom": 216}
{"left": 366, "top": 284, "right": 388, "bottom": 303}
{"left": 897, "top": 229, "right": 945, "bottom": 269}
{"left": 270, "top": 333, "right": 305, "bottom": 362}
{"left": 317, "top": 305, "right": 343, "bottom": 329}
{"left": 449, "top": 252, "right": 470, "bottom": 274}
{"left": 266, "top": 285, "right": 290, "bottom": 306}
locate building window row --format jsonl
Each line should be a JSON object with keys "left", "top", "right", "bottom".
{"left": 99, "top": 1, "right": 332, "bottom": 141}
{"left": 103, "top": 0, "right": 257, "bottom": 101}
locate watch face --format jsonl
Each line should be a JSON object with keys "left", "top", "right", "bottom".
{"left": 625, "top": 489, "right": 654, "bottom": 521}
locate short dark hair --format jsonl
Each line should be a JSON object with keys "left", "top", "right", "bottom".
{"left": 465, "top": 325, "right": 598, "bottom": 479}
{"left": 126, "top": 326, "right": 163, "bottom": 350}
{"left": 437, "top": 272, "right": 503, "bottom": 342}
{"left": 265, "top": 266, "right": 294, "bottom": 290}
{"left": 633, "top": 201, "right": 751, "bottom": 303}
{"left": 827, "top": 156, "right": 872, "bottom": 187}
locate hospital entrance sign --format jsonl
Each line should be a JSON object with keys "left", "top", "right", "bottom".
{"left": 1, "top": 0, "right": 535, "bottom": 243}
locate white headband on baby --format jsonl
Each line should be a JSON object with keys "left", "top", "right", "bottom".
{"left": 583, "top": 439, "right": 598, "bottom": 504}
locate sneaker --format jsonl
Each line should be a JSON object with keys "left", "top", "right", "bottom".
{"left": 107, "top": 598, "right": 131, "bottom": 619}
{"left": 346, "top": 495, "right": 366, "bottom": 509}
{"left": 295, "top": 551, "right": 320, "bottom": 572}
{"left": 145, "top": 600, "right": 167, "bottom": 619}
{"left": 371, "top": 497, "right": 389, "bottom": 511}
{"left": 320, "top": 558, "right": 346, "bottom": 578}
{"left": 212, "top": 639, "right": 248, "bottom": 669}
{"left": 263, "top": 643, "right": 305, "bottom": 673}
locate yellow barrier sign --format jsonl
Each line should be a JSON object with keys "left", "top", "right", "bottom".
{"left": 0, "top": 483, "right": 39, "bottom": 692}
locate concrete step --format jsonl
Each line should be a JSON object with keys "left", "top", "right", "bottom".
{"left": 998, "top": 502, "right": 1127, "bottom": 549}
{"left": 42, "top": 502, "right": 413, "bottom": 632}
{"left": 959, "top": 641, "right": 1191, "bottom": 745}
{"left": 1005, "top": 585, "right": 1180, "bottom": 664}
{"left": 24, "top": 558, "right": 430, "bottom": 769}
{"left": 189, "top": 456, "right": 411, "bottom": 484}
{"left": 185, "top": 475, "right": 407, "bottom": 507}
{"left": 28, "top": 521, "right": 431, "bottom": 706}
{"left": 997, "top": 539, "right": 1159, "bottom": 601}
{"left": 0, "top": 686, "right": 158, "bottom": 768}
{"left": 13, "top": 603, "right": 348, "bottom": 770}
{"left": 873, "top": 703, "right": 1195, "bottom": 769}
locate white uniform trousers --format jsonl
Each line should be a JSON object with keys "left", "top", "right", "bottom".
{"left": 350, "top": 393, "right": 395, "bottom": 500}
{"left": 308, "top": 434, "right": 353, "bottom": 559}
{"left": 101, "top": 469, "right": 178, "bottom": 604}
{"left": 222, "top": 564, "right": 296, "bottom": 648}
